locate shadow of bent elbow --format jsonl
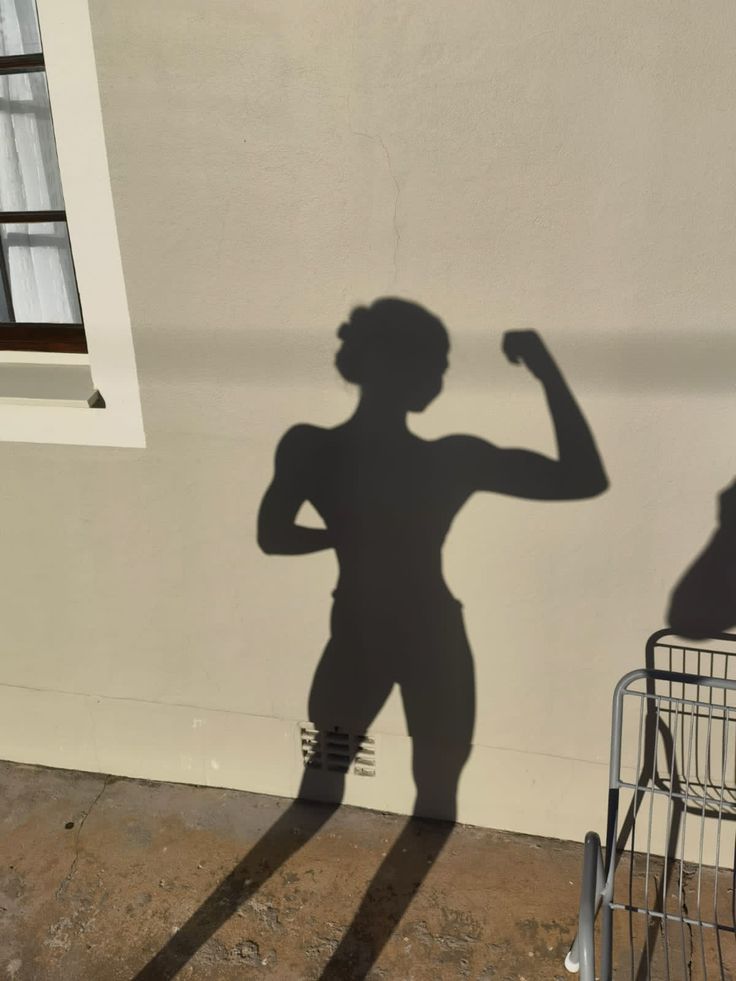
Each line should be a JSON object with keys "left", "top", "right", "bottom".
{"left": 257, "top": 530, "right": 278, "bottom": 555}
{"left": 585, "top": 472, "right": 609, "bottom": 499}
{"left": 563, "top": 471, "right": 609, "bottom": 500}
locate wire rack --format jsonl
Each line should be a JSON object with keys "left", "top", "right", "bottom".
{"left": 567, "top": 631, "right": 736, "bottom": 981}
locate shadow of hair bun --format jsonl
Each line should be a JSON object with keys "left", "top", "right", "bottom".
{"left": 335, "top": 298, "right": 448, "bottom": 386}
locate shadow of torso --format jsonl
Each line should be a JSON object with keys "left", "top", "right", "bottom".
{"left": 302, "top": 421, "right": 475, "bottom": 749}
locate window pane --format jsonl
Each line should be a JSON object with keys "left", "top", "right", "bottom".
{"left": 0, "top": 0, "right": 41, "bottom": 57}
{"left": 1, "top": 222, "right": 81, "bottom": 322}
{"left": 0, "top": 70, "right": 64, "bottom": 211}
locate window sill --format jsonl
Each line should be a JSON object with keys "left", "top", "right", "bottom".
{"left": 0, "top": 361, "right": 100, "bottom": 406}
{"left": 0, "top": 354, "right": 143, "bottom": 447}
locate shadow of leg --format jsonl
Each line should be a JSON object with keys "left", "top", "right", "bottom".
{"left": 318, "top": 815, "right": 455, "bottom": 980}
{"left": 133, "top": 770, "right": 343, "bottom": 980}
{"left": 318, "top": 742, "right": 468, "bottom": 980}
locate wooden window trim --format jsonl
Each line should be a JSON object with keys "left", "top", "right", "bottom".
{"left": 0, "top": 52, "right": 45, "bottom": 75}
{"left": 0, "top": 323, "right": 87, "bottom": 353}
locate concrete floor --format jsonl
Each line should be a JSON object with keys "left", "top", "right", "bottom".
{"left": 0, "top": 760, "right": 732, "bottom": 980}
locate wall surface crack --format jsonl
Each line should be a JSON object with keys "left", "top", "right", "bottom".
{"left": 346, "top": 97, "right": 402, "bottom": 288}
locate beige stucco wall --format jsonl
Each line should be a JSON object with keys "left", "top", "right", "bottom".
{"left": 2, "top": 0, "right": 736, "bottom": 840}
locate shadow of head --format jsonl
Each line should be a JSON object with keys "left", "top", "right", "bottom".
{"left": 336, "top": 297, "right": 449, "bottom": 412}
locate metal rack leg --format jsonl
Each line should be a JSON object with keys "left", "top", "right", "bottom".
{"left": 566, "top": 831, "right": 604, "bottom": 980}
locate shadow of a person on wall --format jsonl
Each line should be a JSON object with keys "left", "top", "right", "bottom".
{"left": 134, "top": 298, "right": 608, "bottom": 981}
{"left": 667, "top": 481, "right": 736, "bottom": 639}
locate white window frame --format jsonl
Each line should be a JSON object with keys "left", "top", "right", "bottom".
{"left": 0, "top": 0, "right": 145, "bottom": 447}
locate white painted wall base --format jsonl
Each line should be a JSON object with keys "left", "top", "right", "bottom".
{"left": 0, "top": 680, "right": 608, "bottom": 844}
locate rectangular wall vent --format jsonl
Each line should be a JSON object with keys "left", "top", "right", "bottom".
{"left": 300, "top": 723, "right": 376, "bottom": 777}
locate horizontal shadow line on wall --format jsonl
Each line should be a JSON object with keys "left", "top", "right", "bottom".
{"left": 135, "top": 327, "right": 736, "bottom": 393}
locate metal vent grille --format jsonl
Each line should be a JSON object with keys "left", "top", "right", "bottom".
{"left": 300, "top": 724, "right": 376, "bottom": 776}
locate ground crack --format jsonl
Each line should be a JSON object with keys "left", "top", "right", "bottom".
{"left": 681, "top": 876, "right": 694, "bottom": 979}
{"left": 56, "top": 775, "right": 110, "bottom": 901}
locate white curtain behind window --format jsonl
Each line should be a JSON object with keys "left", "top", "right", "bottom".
{"left": 0, "top": 0, "right": 81, "bottom": 323}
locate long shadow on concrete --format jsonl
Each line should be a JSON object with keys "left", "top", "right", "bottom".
{"left": 134, "top": 298, "right": 607, "bottom": 980}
